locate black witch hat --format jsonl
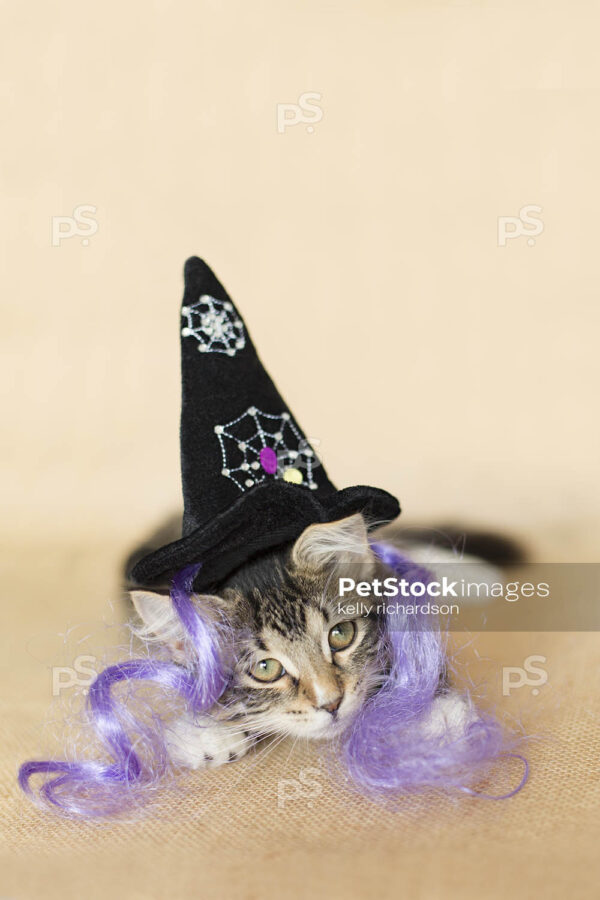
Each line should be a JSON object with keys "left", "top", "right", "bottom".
{"left": 129, "top": 258, "right": 400, "bottom": 591}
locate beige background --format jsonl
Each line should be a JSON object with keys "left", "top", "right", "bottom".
{"left": 2, "top": 0, "right": 599, "bottom": 556}
{"left": 1, "top": 1, "right": 599, "bottom": 899}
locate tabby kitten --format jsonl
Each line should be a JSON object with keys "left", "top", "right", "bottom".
{"left": 132, "top": 514, "right": 472, "bottom": 769}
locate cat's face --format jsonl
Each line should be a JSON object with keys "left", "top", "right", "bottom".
{"left": 220, "top": 553, "right": 382, "bottom": 740}
{"left": 133, "top": 514, "right": 384, "bottom": 741}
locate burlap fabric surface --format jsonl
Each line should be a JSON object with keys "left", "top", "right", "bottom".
{"left": 1, "top": 539, "right": 598, "bottom": 900}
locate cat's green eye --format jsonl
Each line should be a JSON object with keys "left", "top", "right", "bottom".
{"left": 251, "top": 658, "right": 285, "bottom": 683}
{"left": 328, "top": 620, "right": 356, "bottom": 651}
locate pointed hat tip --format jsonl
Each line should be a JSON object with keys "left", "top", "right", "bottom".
{"left": 183, "top": 256, "right": 210, "bottom": 279}
{"left": 182, "top": 257, "right": 229, "bottom": 305}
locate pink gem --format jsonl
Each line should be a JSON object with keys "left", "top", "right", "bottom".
{"left": 259, "top": 446, "right": 278, "bottom": 474}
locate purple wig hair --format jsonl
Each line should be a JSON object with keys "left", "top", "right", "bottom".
{"left": 18, "top": 565, "right": 230, "bottom": 818}
{"left": 19, "top": 547, "right": 527, "bottom": 818}
{"left": 342, "top": 542, "right": 528, "bottom": 800}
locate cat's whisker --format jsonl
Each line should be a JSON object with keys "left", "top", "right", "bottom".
{"left": 282, "top": 731, "right": 302, "bottom": 769}
{"left": 236, "top": 734, "right": 289, "bottom": 776}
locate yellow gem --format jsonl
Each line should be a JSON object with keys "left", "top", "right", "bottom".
{"left": 283, "top": 467, "right": 303, "bottom": 484}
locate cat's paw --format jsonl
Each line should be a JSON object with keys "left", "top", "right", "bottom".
{"left": 420, "top": 692, "right": 477, "bottom": 741}
{"left": 166, "top": 714, "right": 251, "bottom": 770}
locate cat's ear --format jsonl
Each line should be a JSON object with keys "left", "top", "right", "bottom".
{"left": 131, "top": 590, "right": 227, "bottom": 664}
{"left": 291, "top": 514, "right": 375, "bottom": 579}
{"left": 131, "top": 590, "right": 188, "bottom": 662}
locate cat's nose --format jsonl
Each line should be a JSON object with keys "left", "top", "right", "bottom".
{"left": 319, "top": 694, "right": 343, "bottom": 714}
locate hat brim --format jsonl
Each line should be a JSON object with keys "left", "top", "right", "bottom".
{"left": 128, "top": 482, "right": 400, "bottom": 591}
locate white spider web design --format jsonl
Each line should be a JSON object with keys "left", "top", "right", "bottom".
{"left": 181, "top": 294, "right": 246, "bottom": 356}
{"left": 214, "top": 407, "right": 319, "bottom": 492}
